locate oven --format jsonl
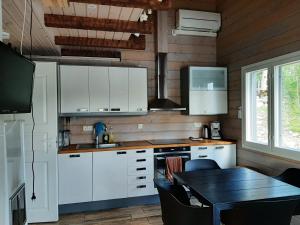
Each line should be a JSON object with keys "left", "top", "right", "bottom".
{"left": 154, "top": 146, "right": 191, "bottom": 180}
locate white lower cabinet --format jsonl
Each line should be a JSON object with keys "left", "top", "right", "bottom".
{"left": 93, "top": 151, "right": 128, "bottom": 201}
{"left": 58, "top": 153, "right": 93, "bottom": 204}
{"left": 191, "top": 144, "right": 236, "bottom": 169}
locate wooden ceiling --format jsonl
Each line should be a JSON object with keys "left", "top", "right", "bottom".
{"left": 2, "top": 0, "right": 171, "bottom": 57}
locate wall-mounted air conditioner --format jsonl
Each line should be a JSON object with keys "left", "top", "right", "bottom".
{"left": 172, "top": 10, "right": 221, "bottom": 37}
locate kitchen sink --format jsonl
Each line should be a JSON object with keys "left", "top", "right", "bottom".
{"left": 76, "top": 143, "right": 121, "bottom": 149}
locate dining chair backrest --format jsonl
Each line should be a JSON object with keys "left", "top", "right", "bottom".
{"left": 221, "top": 199, "right": 299, "bottom": 225}
{"left": 275, "top": 168, "right": 300, "bottom": 188}
{"left": 154, "top": 179, "right": 212, "bottom": 225}
{"left": 185, "top": 159, "right": 221, "bottom": 172}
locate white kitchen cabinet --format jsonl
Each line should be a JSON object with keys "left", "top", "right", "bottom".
{"left": 109, "top": 67, "right": 129, "bottom": 112}
{"left": 89, "top": 66, "right": 110, "bottom": 113}
{"left": 58, "top": 153, "right": 93, "bottom": 205}
{"left": 129, "top": 68, "right": 148, "bottom": 112}
{"left": 212, "top": 144, "right": 236, "bottom": 168}
{"left": 60, "top": 65, "right": 90, "bottom": 113}
{"left": 191, "top": 144, "right": 236, "bottom": 169}
{"left": 181, "top": 66, "right": 228, "bottom": 115}
{"left": 93, "top": 151, "right": 128, "bottom": 201}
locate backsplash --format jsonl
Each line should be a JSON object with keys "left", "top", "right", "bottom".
{"left": 65, "top": 112, "right": 218, "bottom": 144}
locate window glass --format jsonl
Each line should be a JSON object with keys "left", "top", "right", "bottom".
{"left": 245, "top": 68, "right": 269, "bottom": 145}
{"left": 275, "top": 61, "right": 300, "bottom": 150}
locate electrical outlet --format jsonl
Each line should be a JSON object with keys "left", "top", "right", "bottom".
{"left": 137, "top": 124, "right": 143, "bottom": 130}
{"left": 194, "top": 123, "right": 202, "bottom": 128}
{"left": 83, "top": 125, "right": 93, "bottom": 132}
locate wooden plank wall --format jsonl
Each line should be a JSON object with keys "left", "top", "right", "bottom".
{"left": 66, "top": 3, "right": 218, "bottom": 144}
{"left": 216, "top": 0, "right": 300, "bottom": 175}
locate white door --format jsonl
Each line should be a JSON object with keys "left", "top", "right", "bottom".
{"left": 60, "top": 65, "right": 89, "bottom": 113}
{"left": 129, "top": 68, "right": 148, "bottom": 112}
{"left": 58, "top": 153, "right": 93, "bottom": 204}
{"left": 16, "top": 62, "right": 58, "bottom": 223}
{"left": 93, "top": 151, "right": 128, "bottom": 201}
{"left": 109, "top": 67, "right": 129, "bottom": 112}
{"left": 89, "top": 67, "right": 110, "bottom": 113}
{"left": 212, "top": 145, "right": 236, "bottom": 168}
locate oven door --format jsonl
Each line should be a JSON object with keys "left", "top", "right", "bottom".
{"left": 154, "top": 153, "right": 191, "bottom": 180}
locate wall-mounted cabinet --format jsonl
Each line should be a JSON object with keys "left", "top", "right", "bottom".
{"left": 181, "top": 66, "right": 228, "bottom": 115}
{"left": 59, "top": 65, "right": 148, "bottom": 116}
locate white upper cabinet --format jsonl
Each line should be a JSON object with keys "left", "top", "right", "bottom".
{"left": 89, "top": 67, "right": 110, "bottom": 113}
{"left": 181, "top": 66, "right": 228, "bottom": 115}
{"left": 129, "top": 68, "right": 148, "bottom": 112}
{"left": 109, "top": 67, "right": 129, "bottom": 112}
{"left": 60, "top": 65, "right": 89, "bottom": 113}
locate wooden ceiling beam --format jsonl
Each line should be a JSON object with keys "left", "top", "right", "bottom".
{"left": 44, "top": 14, "right": 153, "bottom": 34}
{"left": 55, "top": 35, "right": 145, "bottom": 50}
{"left": 42, "top": 0, "right": 69, "bottom": 8}
{"left": 68, "top": 0, "right": 172, "bottom": 10}
{"left": 61, "top": 48, "right": 121, "bottom": 59}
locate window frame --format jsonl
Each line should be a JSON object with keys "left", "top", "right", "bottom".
{"left": 242, "top": 50, "right": 300, "bottom": 161}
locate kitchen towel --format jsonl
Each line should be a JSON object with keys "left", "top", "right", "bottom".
{"left": 165, "top": 157, "right": 183, "bottom": 182}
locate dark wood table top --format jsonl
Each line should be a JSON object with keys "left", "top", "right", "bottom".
{"left": 174, "top": 168, "right": 300, "bottom": 205}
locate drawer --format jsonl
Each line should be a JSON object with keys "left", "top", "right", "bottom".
{"left": 128, "top": 165, "right": 153, "bottom": 176}
{"left": 191, "top": 146, "right": 214, "bottom": 160}
{"left": 128, "top": 175, "right": 154, "bottom": 185}
{"left": 128, "top": 157, "right": 153, "bottom": 167}
{"left": 127, "top": 148, "right": 153, "bottom": 159}
{"left": 128, "top": 182, "right": 155, "bottom": 197}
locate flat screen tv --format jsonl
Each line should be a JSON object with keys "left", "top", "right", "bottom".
{"left": 0, "top": 41, "right": 35, "bottom": 114}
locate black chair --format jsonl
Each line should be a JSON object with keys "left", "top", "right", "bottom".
{"left": 221, "top": 200, "right": 299, "bottom": 225}
{"left": 185, "top": 159, "right": 221, "bottom": 172}
{"left": 154, "top": 179, "right": 212, "bottom": 225}
{"left": 274, "top": 168, "right": 300, "bottom": 215}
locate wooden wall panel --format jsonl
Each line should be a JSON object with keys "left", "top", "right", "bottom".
{"left": 66, "top": 6, "right": 217, "bottom": 144}
{"left": 217, "top": 0, "right": 300, "bottom": 175}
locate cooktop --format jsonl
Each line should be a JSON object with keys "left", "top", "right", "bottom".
{"left": 147, "top": 139, "right": 189, "bottom": 145}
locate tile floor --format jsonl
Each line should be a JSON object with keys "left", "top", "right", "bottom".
{"left": 31, "top": 204, "right": 163, "bottom": 225}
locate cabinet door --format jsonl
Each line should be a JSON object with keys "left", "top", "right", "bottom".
{"left": 129, "top": 68, "right": 148, "bottom": 112}
{"left": 58, "top": 153, "right": 93, "bottom": 204}
{"left": 93, "top": 151, "right": 128, "bottom": 201}
{"left": 189, "top": 91, "right": 227, "bottom": 115}
{"left": 109, "top": 67, "right": 129, "bottom": 112}
{"left": 60, "top": 65, "right": 89, "bottom": 113}
{"left": 89, "top": 67, "right": 110, "bottom": 113}
{"left": 212, "top": 145, "right": 236, "bottom": 169}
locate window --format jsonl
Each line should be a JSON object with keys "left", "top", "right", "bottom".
{"left": 242, "top": 51, "right": 300, "bottom": 159}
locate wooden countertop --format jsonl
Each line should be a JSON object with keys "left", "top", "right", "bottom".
{"left": 58, "top": 139, "right": 236, "bottom": 154}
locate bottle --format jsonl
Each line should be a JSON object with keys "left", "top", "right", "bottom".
{"left": 102, "top": 127, "right": 109, "bottom": 144}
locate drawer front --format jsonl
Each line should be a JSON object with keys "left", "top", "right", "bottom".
{"left": 128, "top": 175, "right": 154, "bottom": 185}
{"left": 128, "top": 165, "right": 153, "bottom": 176}
{"left": 191, "top": 146, "right": 214, "bottom": 160}
{"left": 128, "top": 182, "right": 155, "bottom": 197}
{"left": 128, "top": 157, "right": 153, "bottom": 168}
{"left": 127, "top": 148, "right": 153, "bottom": 159}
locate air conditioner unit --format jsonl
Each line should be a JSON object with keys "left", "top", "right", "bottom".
{"left": 172, "top": 10, "right": 221, "bottom": 37}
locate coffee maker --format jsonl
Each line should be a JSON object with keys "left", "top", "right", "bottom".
{"left": 210, "top": 121, "right": 222, "bottom": 140}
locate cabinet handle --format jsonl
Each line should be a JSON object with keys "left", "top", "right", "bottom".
{"left": 136, "top": 159, "right": 146, "bottom": 162}
{"left": 77, "top": 108, "right": 88, "bottom": 112}
{"left": 136, "top": 167, "right": 146, "bottom": 171}
{"left": 117, "top": 151, "right": 126, "bottom": 155}
{"left": 137, "top": 176, "right": 146, "bottom": 180}
{"left": 198, "top": 155, "right": 208, "bottom": 158}
{"left": 137, "top": 185, "right": 147, "bottom": 189}
{"left": 198, "top": 147, "right": 208, "bottom": 150}
{"left": 98, "top": 108, "right": 109, "bottom": 112}
{"left": 69, "top": 154, "right": 80, "bottom": 158}
{"left": 111, "top": 108, "right": 121, "bottom": 112}
{"left": 136, "top": 150, "right": 146, "bottom": 153}
{"left": 215, "top": 146, "right": 224, "bottom": 149}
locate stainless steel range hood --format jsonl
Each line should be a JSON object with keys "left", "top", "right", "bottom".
{"left": 149, "top": 53, "right": 186, "bottom": 111}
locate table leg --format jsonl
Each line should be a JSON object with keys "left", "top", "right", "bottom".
{"left": 213, "top": 205, "right": 221, "bottom": 225}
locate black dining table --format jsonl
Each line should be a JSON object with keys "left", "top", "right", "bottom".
{"left": 173, "top": 168, "right": 300, "bottom": 225}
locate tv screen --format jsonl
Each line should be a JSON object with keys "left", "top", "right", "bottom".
{"left": 0, "top": 41, "right": 35, "bottom": 114}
